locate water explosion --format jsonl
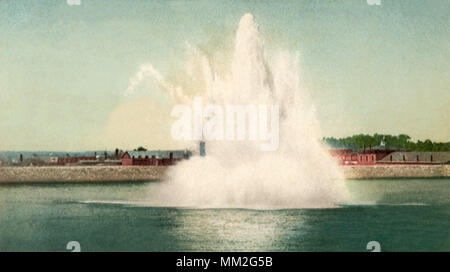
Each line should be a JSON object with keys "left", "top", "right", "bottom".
{"left": 144, "top": 13, "right": 348, "bottom": 209}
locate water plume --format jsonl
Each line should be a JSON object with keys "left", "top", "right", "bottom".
{"left": 145, "top": 13, "right": 348, "bottom": 209}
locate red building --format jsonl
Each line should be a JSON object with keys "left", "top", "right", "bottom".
{"left": 329, "top": 144, "right": 397, "bottom": 166}
{"left": 360, "top": 144, "right": 398, "bottom": 161}
{"left": 330, "top": 151, "right": 377, "bottom": 166}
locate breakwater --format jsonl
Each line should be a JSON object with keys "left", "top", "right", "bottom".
{"left": 0, "top": 165, "right": 448, "bottom": 184}
{"left": 0, "top": 166, "right": 168, "bottom": 184}
{"left": 340, "top": 164, "right": 450, "bottom": 179}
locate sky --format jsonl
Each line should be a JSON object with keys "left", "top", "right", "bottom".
{"left": 0, "top": 0, "right": 448, "bottom": 151}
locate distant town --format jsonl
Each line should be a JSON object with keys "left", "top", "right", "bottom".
{"left": 0, "top": 134, "right": 449, "bottom": 168}
{"left": 0, "top": 141, "right": 208, "bottom": 167}
{"left": 0, "top": 147, "right": 193, "bottom": 167}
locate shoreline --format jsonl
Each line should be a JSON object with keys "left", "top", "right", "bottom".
{"left": 0, "top": 164, "right": 449, "bottom": 184}
{"left": 0, "top": 166, "right": 168, "bottom": 184}
{"left": 340, "top": 164, "right": 449, "bottom": 179}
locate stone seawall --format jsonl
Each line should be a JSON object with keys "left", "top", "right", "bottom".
{"left": 0, "top": 165, "right": 448, "bottom": 184}
{"left": 340, "top": 164, "right": 450, "bottom": 179}
{"left": 0, "top": 166, "right": 168, "bottom": 183}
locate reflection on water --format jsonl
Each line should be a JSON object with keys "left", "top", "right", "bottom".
{"left": 0, "top": 179, "right": 449, "bottom": 251}
{"left": 167, "top": 209, "right": 309, "bottom": 251}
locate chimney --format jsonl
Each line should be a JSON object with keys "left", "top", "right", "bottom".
{"left": 20, "top": 154, "right": 23, "bottom": 163}
{"left": 169, "top": 152, "right": 173, "bottom": 160}
{"left": 115, "top": 148, "right": 119, "bottom": 157}
{"left": 363, "top": 144, "right": 366, "bottom": 153}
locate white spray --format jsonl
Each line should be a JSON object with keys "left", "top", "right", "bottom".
{"left": 142, "top": 13, "right": 348, "bottom": 209}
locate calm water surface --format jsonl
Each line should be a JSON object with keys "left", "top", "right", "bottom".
{"left": 0, "top": 178, "right": 449, "bottom": 251}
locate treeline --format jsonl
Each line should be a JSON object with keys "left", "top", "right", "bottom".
{"left": 323, "top": 134, "right": 450, "bottom": 152}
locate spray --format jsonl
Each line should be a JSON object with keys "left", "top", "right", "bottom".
{"left": 144, "top": 13, "right": 348, "bottom": 209}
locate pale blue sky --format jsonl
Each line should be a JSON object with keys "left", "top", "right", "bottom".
{"left": 0, "top": 0, "right": 448, "bottom": 150}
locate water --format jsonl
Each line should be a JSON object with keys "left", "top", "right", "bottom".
{"left": 126, "top": 13, "right": 348, "bottom": 209}
{"left": 0, "top": 178, "right": 449, "bottom": 252}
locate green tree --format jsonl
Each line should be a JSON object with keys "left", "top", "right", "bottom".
{"left": 423, "top": 140, "right": 433, "bottom": 151}
{"left": 398, "top": 134, "right": 411, "bottom": 149}
{"left": 323, "top": 134, "right": 449, "bottom": 152}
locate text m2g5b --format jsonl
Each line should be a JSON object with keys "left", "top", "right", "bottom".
{"left": 220, "top": 256, "right": 272, "bottom": 267}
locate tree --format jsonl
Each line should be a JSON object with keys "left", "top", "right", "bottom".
{"left": 423, "top": 140, "right": 433, "bottom": 151}
{"left": 134, "top": 147, "right": 147, "bottom": 152}
{"left": 322, "top": 134, "right": 450, "bottom": 152}
{"left": 398, "top": 134, "right": 411, "bottom": 149}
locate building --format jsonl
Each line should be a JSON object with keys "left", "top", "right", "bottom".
{"left": 330, "top": 150, "right": 377, "bottom": 166}
{"left": 330, "top": 147, "right": 450, "bottom": 166}
{"left": 359, "top": 141, "right": 400, "bottom": 161}
{"left": 377, "top": 151, "right": 450, "bottom": 165}
{"left": 329, "top": 142, "right": 398, "bottom": 166}
{"left": 121, "top": 150, "right": 190, "bottom": 166}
